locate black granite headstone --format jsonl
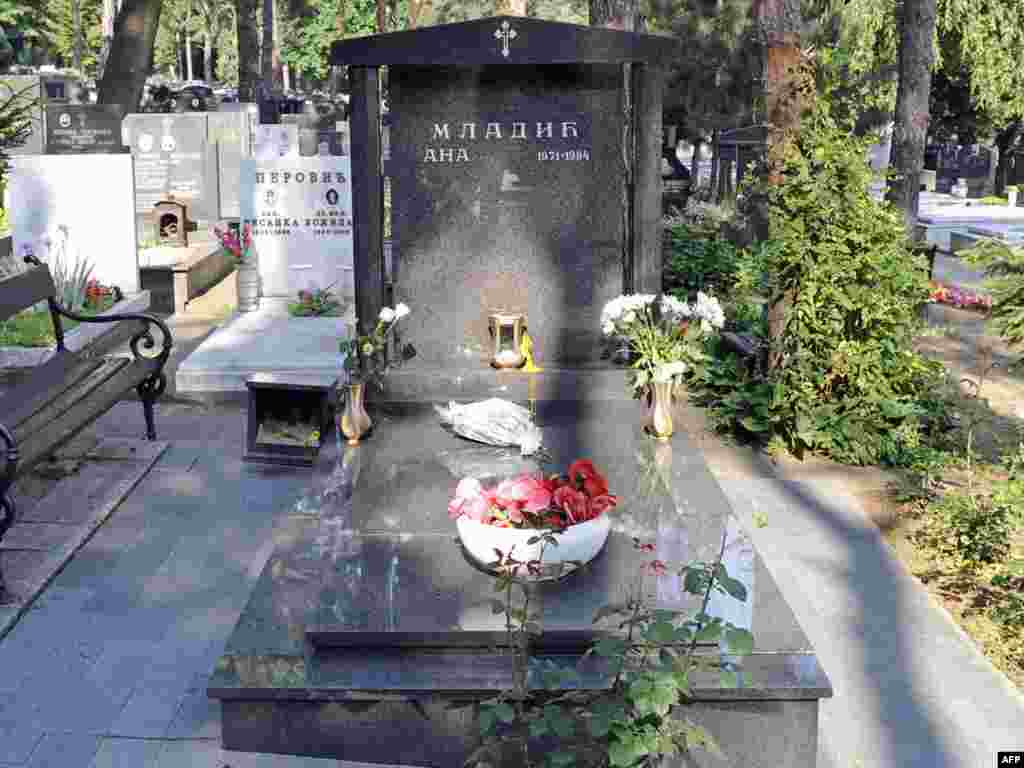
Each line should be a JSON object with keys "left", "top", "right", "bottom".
{"left": 122, "top": 113, "right": 219, "bottom": 228}
{"left": 44, "top": 104, "right": 126, "bottom": 154}
{"left": 390, "top": 65, "right": 624, "bottom": 365}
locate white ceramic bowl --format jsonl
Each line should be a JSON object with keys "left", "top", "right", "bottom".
{"left": 456, "top": 514, "right": 612, "bottom": 577}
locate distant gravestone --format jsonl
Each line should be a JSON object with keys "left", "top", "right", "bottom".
{"left": 44, "top": 104, "right": 126, "bottom": 154}
{"left": 122, "top": 114, "right": 219, "bottom": 233}
{"left": 298, "top": 129, "right": 347, "bottom": 157}
{"left": 6, "top": 154, "right": 139, "bottom": 292}
{"left": 208, "top": 108, "right": 254, "bottom": 219}
{"left": 240, "top": 157, "right": 354, "bottom": 303}
{"left": 254, "top": 124, "right": 299, "bottom": 159}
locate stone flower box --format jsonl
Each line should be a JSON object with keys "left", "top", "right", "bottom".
{"left": 139, "top": 242, "right": 236, "bottom": 316}
{"left": 0, "top": 290, "right": 153, "bottom": 369}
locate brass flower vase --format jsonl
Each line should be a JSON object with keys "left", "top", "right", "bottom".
{"left": 340, "top": 382, "right": 372, "bottom": 446}
{"left": 647, "top": 381, "right": 674, "bottom": 441}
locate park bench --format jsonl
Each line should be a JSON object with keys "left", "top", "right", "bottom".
{"left": 0, "top": 255, "right": 173, "bottom": 598}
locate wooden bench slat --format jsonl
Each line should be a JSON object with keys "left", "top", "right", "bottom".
{"left": 0, "top": 352, "right": 108, "bottom": 430}
{"left": 16, "top": 357, "right": 161, "bottom": 470}
{"left": 0, "top": 267, "right": 57, "bottom": 322}
{"left": 14, "top": 358, "right": 131, "bottom": 445}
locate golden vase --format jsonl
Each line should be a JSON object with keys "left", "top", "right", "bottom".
{"left": 647, "top": 381, "right": 674, "bottom": 441}
{"left": 340, "top": 382, "right": 373, "bottom": 446}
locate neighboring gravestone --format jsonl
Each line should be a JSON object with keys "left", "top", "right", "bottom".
{"left": 5, "top": 154, "right": 139, "bottom": 292}
{"left": 389, "top": 65, "right": 623, "bottom": 364}
{"left": 122, "top": 114, "right": 219, "bottom": 235}
{"left": 240, "top": 157, "right": 354, "bottom": 303}
{"left": 44, "top": 104, "right": 126, "bottom": 154}
{"left": 208, "top": 108, "right": 254, "bottom": 218}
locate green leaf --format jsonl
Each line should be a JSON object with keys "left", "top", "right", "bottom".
{"left": 720, "top": 668, "right": 739, "bottom": 688}
{"left": 724, "top": 627, "right": 754, "bottom": 655}
{"left": 550, "top": 713, "right": 575, "bottom": 739}
{"left": 643, "top": 620, "right": 677, "bottom": 644}
{"left": 589, "top": 715, "right": 611, "bottom": 738}
{"left": 529, "top": 719, "right": 549, "bottom": 738}
{"left": 594, "top": 637, "right": 628, "bottom": 657}
{"left": 695, "top": 621, "right": 722, "bottom": 642}
{"left": 547, "top": 752, "right": 576, "bottom": 768}
{"left": 683, "top": 567, "right": 707, "bottom": 595}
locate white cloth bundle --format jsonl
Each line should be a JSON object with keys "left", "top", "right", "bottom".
{"left": 434, "top": 398, "right": 543, "bottom": 456}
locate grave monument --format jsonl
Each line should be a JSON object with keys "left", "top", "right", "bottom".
{"left": 207, "top": 15, "right": 833, "bottom": 768}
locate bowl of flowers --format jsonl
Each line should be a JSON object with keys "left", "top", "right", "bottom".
{"left": 448, "top": 459, "right": 617, "bottom": 579}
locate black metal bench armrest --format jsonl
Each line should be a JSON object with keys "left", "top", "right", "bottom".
{"left": 23, "top": 254, "right": 174, "bottom": 368}
{"left": 0, "top": 421, "right": 18, "bottom": 541}
{"left": 0, "top": 422, "right": 18, "bottom": 478}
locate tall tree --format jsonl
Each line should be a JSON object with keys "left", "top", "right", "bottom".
{"left": 884, "top": 0, "right": 937, "bottom": 232}
{"left": 47, "top": 0, "right": 104, "bottom": 75}
{"left": 236, "top": 0, "right": 260, "bottom": 100}
{"left": 71, "top": 0, "right": 83, "bottom": 71}
{"left": 261, "top": 0, "right": 273, "bottom": 90}
{"left": 96, "top": 0, "right": 163, "bottom": 110}
{"left": 589, "top": 0, "right": 638, "bottom": 29}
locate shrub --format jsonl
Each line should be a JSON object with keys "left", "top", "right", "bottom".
{"left": 685, "top": 104, "right": 945, "bottom": 465}
{"left": 915, "top": 491, "right": 1013, "bottom": 566}
{"left": 663, "top": 222, "right": 741, "bottom": 297}
{"left": 963, "top": 240, "right": 1024, "bottom": 362}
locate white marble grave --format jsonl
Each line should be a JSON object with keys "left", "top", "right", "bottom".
{"left": 5, "top": 154, "right": 140, "bottom": 293}
{"left": 240, "top": 156, "right": 354, "bottom": 303}
{"left": 175, "top": 299, "right": 348, "bottom": 394}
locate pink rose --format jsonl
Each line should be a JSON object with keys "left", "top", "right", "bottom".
{"left": 496, "top": 474, "right": 552, "bottom": 513}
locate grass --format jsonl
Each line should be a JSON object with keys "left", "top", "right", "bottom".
{"left": 0, "top": 295, "right": 117, "bottom": 347}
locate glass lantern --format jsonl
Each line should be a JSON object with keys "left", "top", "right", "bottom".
{"left": 488, "top": 312, "right": 526, "bottom": 369}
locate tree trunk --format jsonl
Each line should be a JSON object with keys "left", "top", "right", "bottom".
{"left": 755, "top": 0, "right": 803, "bottom": 371}
{"left": 708, "top": 129, "right": 720, "bottom": 201}
{"left": 185, "top": 30, "right": 194, "bottom": 80}
{"left": 97, "top": 0, "right": 164, "bottom": 111}
{"left": 885, "top": 0, "right": 937, "bottom": 234}
{"left": 99, "top": 0, "right": 117, "bottom": 78}
{"left": 377, "top": 0, "right": 388, "bottom": 30}
{"left": 272, "top": 0, "right": 282, "bottom": 89}
{"left": 994, "top": 123, "right": 1022, "bottom": 195}
{"left": 203, "top": 28, "right": 213, "bottom": 83}
{"left": 72, "top": 0, "right": 83, "bottom": 72}
{"left": 236, "top": 0, "right": 260, "bottom": 102}
{"left": 261, "top": 0, "right": 274, "bottom": 92}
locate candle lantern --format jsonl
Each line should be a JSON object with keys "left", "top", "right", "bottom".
{"left": 488, "top": 312, "right": 526, "bottom": 369}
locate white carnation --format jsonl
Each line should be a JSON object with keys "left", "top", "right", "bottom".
{"left": 653, "top": 361, "right": 688, "bottom": 382}
{"left": 394, "top": 303, "right": 410, "bottom": 319}
{"left": 378, "top": 307, "right": 396, "bottom": 323}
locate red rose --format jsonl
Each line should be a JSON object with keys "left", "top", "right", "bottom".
{"left": 588, "top": 494, "right": 617, "bottom": 519}
{"left": 568, "top": 459, "right": 609, "bottom": 497}
{"left": 553, "top": 486, "right": 587, "bottom": 524}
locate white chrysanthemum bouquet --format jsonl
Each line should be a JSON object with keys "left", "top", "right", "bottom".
{"left": 599, "top": 292, "right": 725, "bottom": 396}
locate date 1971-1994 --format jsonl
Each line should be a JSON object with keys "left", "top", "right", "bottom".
{"left": 538, "top": 149, "right": 591, "bottom": 161}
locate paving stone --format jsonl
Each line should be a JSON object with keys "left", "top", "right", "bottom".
{"left": 0, "top": 718, "right": 45, "bottom": 763}
{"left": 18, "top": 463, "right": 153, "bottom": 525}
{"left": 85, "top": 438, "right": 169, "bottom": 463}
{"left": 26, "top": 731, "right": 101, "bottom": 768}
{"left": 88, "top": 738, "right": 163, "bottom": 768}
{"left": 0, "top": 523, "right": 80, "bottom": 552}
{"left": 52, "top": 433, "right": 104, "bottom": 460}
{"left": 165, "top": 673, "right": 220, "bottom": 739}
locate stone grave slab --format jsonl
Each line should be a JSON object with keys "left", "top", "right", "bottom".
{"left": 175, "top": 302, "right": 347, "bottom": 395}
{"left": 6, "top": 154, "right": 140, "bottom": 293}
{"left": 209, "top": 399, "right": 831, "bottom": 767}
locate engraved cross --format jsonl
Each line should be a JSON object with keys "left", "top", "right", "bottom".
{"left": 494, "top": 20, "right": 517, "bottom": 58}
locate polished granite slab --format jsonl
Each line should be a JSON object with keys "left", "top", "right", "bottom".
{"left": 210, "top": 399, "right": 832, "bottom": 704}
